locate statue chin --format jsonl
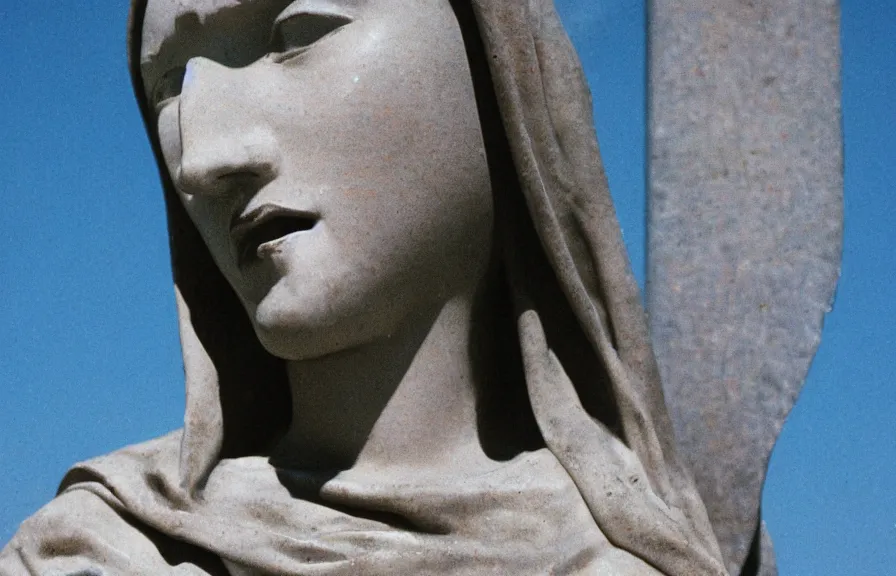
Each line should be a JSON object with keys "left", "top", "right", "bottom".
{"left": 241, "top": 245, "right": 465, "bottom": 362}
{"left": 246, "top": 288, "right": 371, "bottom": 362}
{"left": 248, "top": 303, "right": 380, "bottom": 363}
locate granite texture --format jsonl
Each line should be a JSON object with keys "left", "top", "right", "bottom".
{"left": 647, "top": 1, "right": 843, "bottom": 573}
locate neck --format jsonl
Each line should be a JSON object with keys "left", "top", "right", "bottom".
{"left": 270, "top": 287, "right": 495, "bottom": 474}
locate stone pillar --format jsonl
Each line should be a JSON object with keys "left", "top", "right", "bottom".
{"left": 646, "top": 1, "right": 842, "bottom": 573}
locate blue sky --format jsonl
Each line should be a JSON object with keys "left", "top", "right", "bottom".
{"left": 1, "top": 1, "right": 893, "bottom": 573}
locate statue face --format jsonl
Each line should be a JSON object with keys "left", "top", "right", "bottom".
{"left": 141, "top": 0, "right": 493, "bottom": 360}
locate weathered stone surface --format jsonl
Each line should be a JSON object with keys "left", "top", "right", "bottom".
{"left": 0, "top": 1, "right": 730, "bottom": 574}
{"left": 647, "top": 1, "right": 843, "bottom": 573}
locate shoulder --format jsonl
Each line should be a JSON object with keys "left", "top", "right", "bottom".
{"left": 0, "top": 486, "right": 176, "bottom": 574}
{"left": 0, "top": 431, "right": 200, "bottom": 575}
{"left": 60, "top": 429, "right": 184, "bottom": 492}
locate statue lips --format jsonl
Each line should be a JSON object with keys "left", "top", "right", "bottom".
{"left": 230, "top": 204, "right": 319, "bottom": 268}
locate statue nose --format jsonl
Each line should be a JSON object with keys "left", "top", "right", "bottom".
{"left": 175, "top": 58, "right": 280, "bottom": 196}
{"left": 176, "top": 135, "right": 280, "bottom": 196}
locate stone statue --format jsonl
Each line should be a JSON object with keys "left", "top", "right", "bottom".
{"left": 0, "top": 0, "right": 843, "bottom": 574}
{"left": 1, "top": 0, "right": 726, "bottom": 573}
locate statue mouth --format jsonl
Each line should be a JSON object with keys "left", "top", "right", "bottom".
{"left": 231, "top": 205, "right": 319, "bottom": 266}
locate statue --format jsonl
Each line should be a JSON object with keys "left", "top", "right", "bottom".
{"left": 0, "top": 0, "right": 843, "bottom": 574}
{"left": 1, "top": 0, "right": 726, "bottom": 572}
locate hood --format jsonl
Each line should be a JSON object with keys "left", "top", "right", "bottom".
{"left": 127, "top": 0, "right": 726, "bottom": 573}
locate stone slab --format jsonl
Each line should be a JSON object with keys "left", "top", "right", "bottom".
{"left": 647, "top": 1, "right": 843, "bottom": 572}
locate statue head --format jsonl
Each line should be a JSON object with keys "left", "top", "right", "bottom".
{"left": 140, "top": 0, "right": 495, "bottom": 361}
{"left": 128, "top": 1, "right": 727, "bottom": 572}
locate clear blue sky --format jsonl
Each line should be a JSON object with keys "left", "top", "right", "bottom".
{"left": 1, "top": 1, "right": 892, "bottom": 573}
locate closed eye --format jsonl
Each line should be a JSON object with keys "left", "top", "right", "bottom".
{"left": 271, "top": 11, "right": 352, "bottom": 62}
